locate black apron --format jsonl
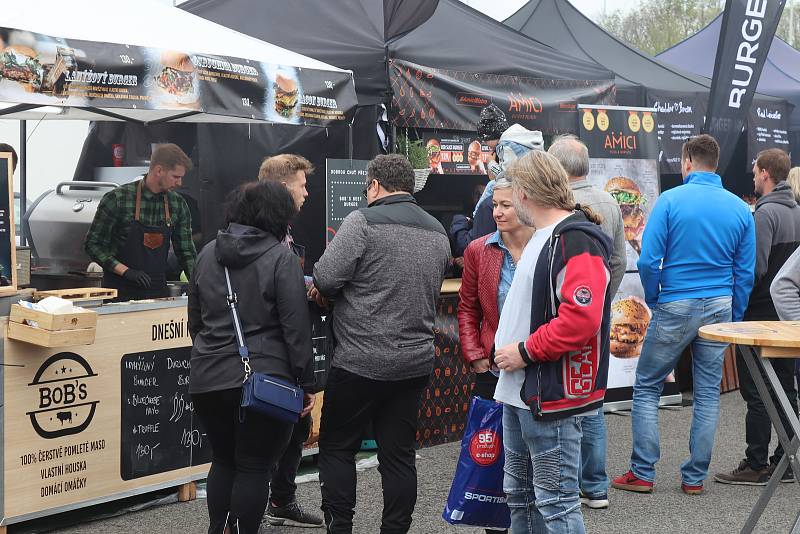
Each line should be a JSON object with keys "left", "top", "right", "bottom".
{"left": 103, "top": 180, "right": 173, "bottom": 301}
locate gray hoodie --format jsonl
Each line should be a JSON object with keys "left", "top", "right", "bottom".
{"left": 771, "top": 245, "right": 800, "bottom": 321}
{"left": 746, "top": 181, "right": 800, "bottom": 320}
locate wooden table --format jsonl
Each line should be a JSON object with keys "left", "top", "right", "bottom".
{"left": 699, "top": 321, "right": 800, "bottom": 534}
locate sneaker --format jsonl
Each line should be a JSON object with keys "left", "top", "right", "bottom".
{"left": 714, "top": 459, "right": 770, "bottom": 486}
{"left": 611, "top": 471, "right": 654, "bottom": 493}
{"left": 265, "top": 501, "right": 324, "bottom": 528}
{"left": 580, "top": 491, "right": 610, "bottom": 509}
{"left": 766, "top": 462, "right": 796, "bottom": 483}
{"left": 681, "top": 482, "right": 704, "bottom": 495}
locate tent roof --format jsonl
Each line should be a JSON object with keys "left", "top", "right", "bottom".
{"left": 504, "top": 0, "right": 717, "bottom": 102}
{"left": 0, "top": 0, "right": 355, "bottom": 123}
{"left": 182, "top": 0, "right": 614, "bottom": 105}
{"left": 657, "top": 14, "right": 800, "bottom": 127}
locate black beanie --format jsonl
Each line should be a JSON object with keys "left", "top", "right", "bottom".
{"left": 477, "top": 104, "right": 509, "bottom": 141}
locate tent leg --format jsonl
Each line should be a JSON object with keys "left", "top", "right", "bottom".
{"left": 19, "top": 120, "right": 26, "bottom": 246}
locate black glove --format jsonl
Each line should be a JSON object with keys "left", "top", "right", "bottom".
{"left": 123, "top": 268, "right": 151, "bottom": 288}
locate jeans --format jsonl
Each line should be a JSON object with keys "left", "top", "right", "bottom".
{"left": 502, "top": 405, "right": 585, "bottom": 534}
{"left": 630, "top": 296, "right": 731, "bottom": 486}
{"left": 318, "top": 367, "right": 429, "bottom": 534}
{"left": 578, "top": 410, "right": 608, "bottom": 498}
{"left": 193, "top": 388, "right": 293, "bottom": 534}
{"left": 736, "top": 346, "right": 798, "bottom": 470}
{"left": 269, "top": 413, "right": 312, "bottom": 506}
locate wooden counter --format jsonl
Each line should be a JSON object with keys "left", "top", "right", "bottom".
{"left": 0, "top": 299, "right": 206, "bottom": 526}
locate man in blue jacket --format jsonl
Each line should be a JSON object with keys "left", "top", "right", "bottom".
{"left": 612, "top": 134, "right": 756, "bottom": 496}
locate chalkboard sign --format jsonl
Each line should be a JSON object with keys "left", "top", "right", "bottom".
{"left": 120, "top": 347, "right": 211, "bottom": 480}
{"left": 325, "top": 158, "right": 368, "bottom": 244}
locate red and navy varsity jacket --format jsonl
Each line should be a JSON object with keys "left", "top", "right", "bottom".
{"left": 521, "top": 210, "right": 612, "bottom": 420}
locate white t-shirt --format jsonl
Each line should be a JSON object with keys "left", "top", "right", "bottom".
{"left": 494, "top": 218, "right": 565, "bottom": 409}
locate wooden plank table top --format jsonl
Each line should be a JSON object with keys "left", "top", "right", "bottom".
{"left": 699, "top": 321, "right": 800, "bottom": 358}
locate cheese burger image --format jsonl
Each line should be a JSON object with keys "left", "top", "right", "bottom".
{"left": 609, "top": 297, "right": 651, "bottom": 359}
{"left": 604, "top": 176, "right": 646, "bottom": 253}
{"left": 155, "top": 51, "right": 196, "bottom": 102}
{"left": 274, "top": 73, "right": 299, "bottom": 118}
{"left": 0, "top": 45, "right": 44, "bottom": 91}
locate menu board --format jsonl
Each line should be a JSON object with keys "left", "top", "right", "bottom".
{"left": 421, "top": 132, "right": 492, "bottom": 175}
{"left": 0, "top": 152, "right": 14, "bottom": 291}
{"left": 748, "top": 100, "right": 792, "bottom": 168}
{"left": 120, "top": 347, "right": 210, "bottom": 480}
{"left": 0, "top": 27, "right": 356, "bottom": 126}
{"left": 325, "top": 159, "right": 368, "bottom": 244}
{"left": 647, "top": 91, "right": 707, "bottom": 174}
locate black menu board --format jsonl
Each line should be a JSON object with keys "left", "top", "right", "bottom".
{"left": 748, "top": 100, "right": 792, "bottom": 169}
{"left": 120, "top": 347, "right": 210, "bottom": 480}
{"left": 326, "top": 159, "right": 368, "bottom": 244}
{"left": 0, "top": 152, "right": 15, "bottom": 290}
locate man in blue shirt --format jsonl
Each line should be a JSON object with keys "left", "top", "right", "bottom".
{"left": 612, "top": 134, "right": 756, "bottom": 496}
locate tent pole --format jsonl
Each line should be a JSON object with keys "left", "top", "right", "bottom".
{"left": 348, "top": 124, "right": 353, "bottom": 160}
{"left": 19, "top": 120, "right": 26, "bottom": 247}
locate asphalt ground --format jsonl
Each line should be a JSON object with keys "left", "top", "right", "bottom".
{"left": 16, "top": 391, "right": 800, "bottom": 533}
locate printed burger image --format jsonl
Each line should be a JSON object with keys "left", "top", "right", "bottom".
{"left": 274, "top": 72, "right": 298, "bottom": 118}
{"left": 605, "top": 176, "right": 647, "bottom": 254}
{"left": 0, "top": 45, "right": 44, "bottom": 92}
{"left": 154, "top": 51, "right": 199, "bottom": 108}
{"left": 609, "top": 296, "right": 651, "bottom": 359}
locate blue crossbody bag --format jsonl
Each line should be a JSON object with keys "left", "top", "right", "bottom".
{"left": 223, "top": 266, "right": 303, "bottom": 424}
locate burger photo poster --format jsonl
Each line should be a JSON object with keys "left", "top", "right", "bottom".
{"left": 607, "top": 274, "right": 650, "bottom": 389}
{"left": 586, "top": 158, "right": 659, "bottom": 271}
{"left": 262, "top": 63, "right": 302, "bottom": 125}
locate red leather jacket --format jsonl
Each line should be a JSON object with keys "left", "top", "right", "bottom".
{"left": 457, "top": 234, "right": 503, "bottom": 363}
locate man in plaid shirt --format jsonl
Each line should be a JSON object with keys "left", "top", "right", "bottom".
{"left": 84, "top": 143, "right": 196, "bottom": 301}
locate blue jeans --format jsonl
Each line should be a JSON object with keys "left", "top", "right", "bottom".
{"left": 502, "top": 405, "right": 585, "bottom": 534}
{"left": 630, "top": 296, "right": 732, "bottom": 486}
{"left": 578, "top": 410, "right": 608, "bottom": 498}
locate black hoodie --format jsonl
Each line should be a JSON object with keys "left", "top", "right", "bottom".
{"left": 746, "top": 181, "right": 800, "bottom": 320}
{"left": 521, "top": 211, "right": 613, "bottom": 420}
{"left": 187, "top": 223, "right": 314, "bottom": 394}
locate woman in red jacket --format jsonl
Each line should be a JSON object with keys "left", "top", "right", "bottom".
{"left": 458, "top": 178, "right": 534, "bottom": 401}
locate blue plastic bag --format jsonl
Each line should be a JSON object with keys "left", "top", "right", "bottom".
{"left": 442, "top": 396, "right": 510, "bottom": 529}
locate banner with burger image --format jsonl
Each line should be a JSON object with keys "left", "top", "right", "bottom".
{"left": 422, "top": 132, "right": 492, "bottom": 175}
{"left": 0, "top": 27, "right": 356, "bottom": 126}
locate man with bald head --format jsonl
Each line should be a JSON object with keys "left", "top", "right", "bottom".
{"left": 549, "top": 134, "right": 626, "bottom": 510}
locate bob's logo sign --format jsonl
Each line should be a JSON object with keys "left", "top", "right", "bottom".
{"left": 26, "top": 353, "right": 99, "bottom": 439}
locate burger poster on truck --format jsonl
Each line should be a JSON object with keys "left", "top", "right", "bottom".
{"left": 579, "top": 105, "right": 665, "bottom": 393}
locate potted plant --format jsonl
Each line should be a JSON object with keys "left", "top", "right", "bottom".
{"left": 396, "top": 133, "right": 430, "bottom": 192}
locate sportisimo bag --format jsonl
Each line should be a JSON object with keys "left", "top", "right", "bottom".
{"left": 223, "top": 266, "right": 303, "bottom": 424}
{"left": 442, "top": 396, "right": 510, "bottom": 529}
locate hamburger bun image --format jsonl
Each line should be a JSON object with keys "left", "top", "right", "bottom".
{"left": 609, "top": 296, "right": 651, "bottom": 358}
{"left": 155, "top": 51, "right": 196, "bottom": 99}
{"left": 274, "top": 73, "right": 298, "bottom": 118}
{"left": 604, "top": 176, "right": 647, "bottom": 243}
{"left": 0, "top": 45, "right": 44, "bottom": 92}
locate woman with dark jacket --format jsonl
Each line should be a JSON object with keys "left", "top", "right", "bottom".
{"left": 456, "top": 178, "right": 533, "bottom": 534}
{"left": 188, "top": 181, "right": 315, "bottom": 534}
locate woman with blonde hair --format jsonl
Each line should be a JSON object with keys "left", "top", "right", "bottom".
{"left": 787, "top": 167, "right": 800, "bottom": 203}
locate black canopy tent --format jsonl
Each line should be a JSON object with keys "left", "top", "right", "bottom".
{"left": 173, "top": 0, "right": 613, "bottom": 266}
{"left": 505, "top": 0, "right": 793, "bottom": 191}
{"left": 657, "top": 14, "right": 800, "bottom": 162}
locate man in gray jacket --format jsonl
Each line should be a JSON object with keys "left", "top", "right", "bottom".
{"left": 548, "top": 135, "right": 626, "bottom": 510}
{"left": 312, "top": 154, "right": 450, "bottom": 534}
{"left": 716, "top": 148, "right": 800, "bottom": 486}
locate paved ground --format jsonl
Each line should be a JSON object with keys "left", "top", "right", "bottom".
{"left": 15, "top": 391, "right": 800, "bottom": 533}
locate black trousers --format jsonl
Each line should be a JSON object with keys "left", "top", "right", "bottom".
{"left": 318, "top": 367, "right": 429, "bottom": 534}
{"left": 269, "top": 413, "right": 312, "bottom": 506}
{"left": 736, "top": 346, "right": 799, "bottom": 470}
{"left": 193, "top": 388, "right": 293, "bottom": 534}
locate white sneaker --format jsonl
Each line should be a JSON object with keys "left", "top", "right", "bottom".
{"left": 580, "top": 492, "right": 609, "bottom": 509}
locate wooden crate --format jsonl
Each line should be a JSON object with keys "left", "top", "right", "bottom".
{"left": 6, "top": 321, "right": 96, "bottom": 347}
{"left": 33, "top": 287, "right": 117, "bottom": 302}
{"left": 9, "top": 303, "right": 97, "bottom": 331}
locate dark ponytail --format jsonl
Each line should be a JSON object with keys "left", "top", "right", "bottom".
{"left": 575, "top": 203, "right": 603, "bottom": 225}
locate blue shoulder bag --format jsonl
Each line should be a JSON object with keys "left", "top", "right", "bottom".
{"left": 223, "top": 266, "right": 304, "bottom": 424}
